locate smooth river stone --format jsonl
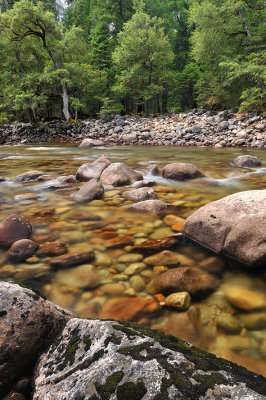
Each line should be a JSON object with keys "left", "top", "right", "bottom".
{"left": 37, "top": 242, "right": 68, "bottom": 257}
{"left": 50, "top": 251, "right": 95, "bottom": 269}
{"left": 100, "top": 163, "right": 143, "bottom": 186}
{"left": 122, "top": 187, "right": 156, "bottom": 202}
{"left": 224, "top": 286, "right": 266, "bottom": 311}
{"left": 149, "top": 267, "right": 219, "bottom": 298}
{"left": 144, "top": 250, "right": 184, "bottom": 266}
{"left": 163, "top": 292, "right": 191, "bottom": 311}
{"left": 76, "top": 162, "right": 108, "bottom": 182}
{"left": 233, "top": 155, "right": 262, "bottom": 168}
{"left": 14, "top": 170, "right": 44, "bottom": 182}
{"left": 8, "top": 239, "right": 39, "bottom": 261}
{"left": 71, "top": 179, "right": 104, "bottom": 203}
{"left": 0, "top": 214, "right": 32, "bottom": 248}
{"left": 131, "top": 235, "right": 181, "bottom": 256}
{"left": 124, "top": 200, "right": 171, "bottom": 215}
{"left": 162, "top": 163, "right": 205, "bottom": 180}
{"left": 54, "top": 264, "right": 102, "bottom": 289}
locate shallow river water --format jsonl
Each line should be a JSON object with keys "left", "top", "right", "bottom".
{"left": 0, "top": 144, "right": 266, "bottom": 376}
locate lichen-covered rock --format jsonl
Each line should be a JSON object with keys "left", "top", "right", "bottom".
{"left": 162, "top": 163, "right": 205, "bottom": 180}
{"left": 0, "top": 281, "right": 73, "bottom": 397}
{"left": 33, "top": 319, "right": 266, "bottom": 400}
{"left": 100, "top": 163, "right": 143, "bottom": 186}
{"left": 0, "top": 214, "right": 32, "bottom": 248}
{"left": 183, "top": 190, "right": 266, "bottom": 268}
{"left": 233, "top": 155, "right": 262, "bottom": 168}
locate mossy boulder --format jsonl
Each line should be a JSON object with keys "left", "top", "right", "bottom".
{"left": 33, "top": 319, "right": 266, "bottom": 399}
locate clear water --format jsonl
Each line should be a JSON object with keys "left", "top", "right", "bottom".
{"left": 0, "top": 144, "right": 265, "bottom": 375}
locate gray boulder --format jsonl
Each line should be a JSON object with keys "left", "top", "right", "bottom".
{"left": 162, "top": 163, "right": 205, "bottom": 180}
{"left": 0, "top": 281, "right": 73, "bottom": 397}
{"left": 124, "top": 199, "right": 171, "bottom": 215}
{"left": 233, "top": 155, "right": 262, "bottom": 168}
{"left": 101, "top": 163, "right": 143, "bottom": 186}
{"left": 14, "top": 170, "right": 44, "bottom": 182}
{"left": 76, "top": 162, "right": 109, "bottom": 181}
{"left": 123, "top": 187, "right": 156, "bottom": 202}
{"left": 33, "top": 318, "right": 266, "bottom": 399}
{"left": 79, "top": 139, "right": 104, "bottom": 147}
{"left": 183, "top": 190, "right": 266, "bottom": 267}
{"left": 71, "top": 179, "right": 104, "bottom": 203}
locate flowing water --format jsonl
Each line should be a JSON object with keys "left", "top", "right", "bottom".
{"left": 0, "top": 144, "right": 266, "bottom": 376}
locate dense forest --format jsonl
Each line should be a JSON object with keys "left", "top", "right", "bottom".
{"left": 0, "top": 0, "right": 265, "bottom": 122}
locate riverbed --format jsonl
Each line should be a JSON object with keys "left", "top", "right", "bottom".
{"left": 0, "top": 144, "right": 265, "bottom": 375}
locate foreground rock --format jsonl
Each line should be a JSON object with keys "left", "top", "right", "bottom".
{"left": 124, "top": 199, "right": 171, "bottom": 215}
{"left": 162, "top": 163, "right": 205, "bottom": 180}
{"left": 101, "top": 163, "right": 143, "bottom": 186}
{"left": 71, "top": 179, "right": 104, "bottom": 202}
{"left": 183, "top": 190, "right": 266, "bottom": 268}
{"left": 0, "top": 281, "right": 73, "bottom": 397}
{"left": 233, "top": 155, "right": 262, "bottom": 167}
{"left": 33, "top": 318, "right": 266, "bottom": 400}
{"left": 0, "top": 214, "right": 32, "bottom": 248}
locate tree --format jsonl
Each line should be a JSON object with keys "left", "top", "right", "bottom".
{"left": 0, "top": 0, "right": 72, "bottom": 120}
{"left": 189, "top": 0, "right": 265, "bottom": 111}
{"left": 112, "top": 4, "right": 174, "bottom": 115}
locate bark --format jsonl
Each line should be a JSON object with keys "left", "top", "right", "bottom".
{"left": 4, "top": 0, "right": 9, "bottom": 10}
{"left": 62, "top": 82, "right": 70, "bottom": 121}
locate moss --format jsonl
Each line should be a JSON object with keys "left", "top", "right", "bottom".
{"left": 83, "top": 335, "right": 91, "bottom": 351}
{"left": 113, "top": 323, "right": 145, "bottom": 338}
{"left": 193, "top": 372, "right": 229, "bottom": 391}
{"left": 117, "top": 381, "right": 147, "bottom": 400}
{"left": 57, "top": 335, "right": 80, "bottom": 371}
{"left": 111, "top": 320, "right": 266, "bottom": 396}
{"left": 95, "top": 371, "right": 124, "bottom": 400}
{"left": 118, "top": 342, "right": 154, "bottom": 359}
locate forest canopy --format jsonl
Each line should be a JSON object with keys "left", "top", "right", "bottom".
{"left": 0, "top": 0, "right": 265, "bottom": 122}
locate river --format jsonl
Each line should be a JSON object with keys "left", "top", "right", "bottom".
{"left": 0, "top": 144, "right": 265, "bottom": 375}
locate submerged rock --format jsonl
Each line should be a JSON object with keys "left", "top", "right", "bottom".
{"left": 0, "top": 281, "right": 73, "bottom": 398}
{"left": 183, "top": 190, "right": 266, "bottom": 268}
{"left": 162, "top": 163, "right": 205, "bottom": 180}
{"left": 8, "top": 239, "right": 39, "bottom": 261}
{"left": 148, "top": 267, "right": 219, "bottom": 298}
{"left": 122, "top": 187, "right": 156, "bottom": 202}
{"left": 33, "top": 318, "right": 266, "bottom": 400}
{"left": 14, "top": 170, "right": 44, "bottom": 182}
{"left": 100, "top": 162, "right": 143, "bottom": 186}
{"left": 131, "top": 235, "right": 181, "bottom": 255}
{"left": 50, "top": 251, "right": 95, "bottom": 269}
{"left": 0, "top": 214, "right": 32, "bottom": 248}
{"left": 233, "top": 155, "right": 262, "bottom": 168}
{"left": 124, "top": 199, "right": 171, "bottom": 215}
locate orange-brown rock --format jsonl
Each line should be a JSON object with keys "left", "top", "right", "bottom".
{"left": 131, "top": 235, "right": 180, "bottom": 256}
{"left": 105, "top": 235, "right": 134, "bottom": 249}
{"left": 50, "top": 251, "right": 95, "bottom": 269}
{"left": 100, "top": 296, "right": 160, "bottom": 322}
{"left": 37, "top": 242, "right": 68, "bottom": 257}
{"left": 8, "top": 239, "right": 39, "bottom": 261}
{"left": 150, "top": 267, "right": 219, "bottom": 298}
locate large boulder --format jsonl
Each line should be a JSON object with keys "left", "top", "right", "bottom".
{"left": 124, "top": 199, "right": 171, "bottom": 215}
{"left": 162, "top": 163, "right": 205, "bottom": 180}
{"left": 183, "top": 190, "right": 266, "bottom": 268}
{"left": 148, "top": 267, "right": 219, "bottom": 298}
{"left": 0, "top": 214, "right": 32, "bottom": 248}
{"left": 71, "top": 179, "right": 104, "bottom": 203}
{"left": 76, "top": 162, "right": 109, "bottom": 182}
{"left": 0, "top": 281, "right": 73, "bottom": 397}
{"left": 33, "top": 319, "right": 266, "bottom": 400}
{"left": 100, "top": 163, "right": 143, "bottom": 186}
{"left": 233, "top": 155, "right": 262, "bottom": 168}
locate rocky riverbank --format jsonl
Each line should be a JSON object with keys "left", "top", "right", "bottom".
{"left": 0, "top": 110, "right": 265, "bottom": 148}
{"left": 1, "top": 281, "right": 266, "bottom": 400}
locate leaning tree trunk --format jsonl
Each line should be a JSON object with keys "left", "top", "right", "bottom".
{"left": 62, "top": 82, "right": 70, "bottom": 121}
{"left": 4, "top": 0, "right": 10, "bottom": 10}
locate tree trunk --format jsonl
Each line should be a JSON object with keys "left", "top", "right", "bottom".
{"left": 75, "top": 108, "right": 78, "bottom": 123}
{"left": 62, "top": 82, "right": 70, "bottom": 121}
{"left": 144, "top": 98, "right": 148, "bottom": 117}
{"left": 162, "top": 87, "right": 167, "bottom": 114}
{"left": 4, "top": 0, "right": 9, "bottom": 10}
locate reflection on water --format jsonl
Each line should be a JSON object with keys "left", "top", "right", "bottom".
{"left": 0, "top": 144, "right": 265, "bottom": 376}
